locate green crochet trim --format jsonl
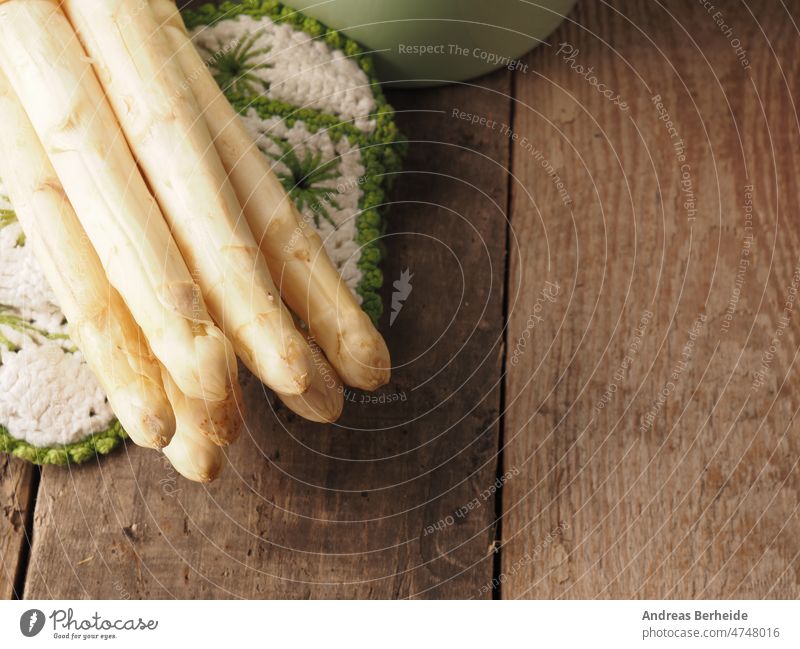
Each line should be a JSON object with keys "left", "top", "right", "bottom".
{"left": 184, "top": 0, "right": 407, "bottom": 324}
{"left": 0, "top": 420, "right": 127, "bottom": 466}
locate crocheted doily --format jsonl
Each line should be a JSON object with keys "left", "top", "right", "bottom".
{"left": 0, "top": 0, "right": 403, "bottom": 465}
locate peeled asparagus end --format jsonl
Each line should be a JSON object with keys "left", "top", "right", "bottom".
{"left": 234, "top": 317, "right": 313, "bottom": 395}
{"left": 161, "top": 365, "right": 243, "bottom": 448}
{"left": 278, "top": 386, "right": 343, "bottom": 424}
{"left": 198, "top": 376, "right": 245, "bottom": 447}
{"left": 277, "top": 348, "right": 344, "bottom": 423}
{"left": 337, "top": 325, "right": 392, "bottom": 391}
{"left": 162, "top": 369, "right": 228, "bottom": 482}
{"left": 69, "top": 316, "right": 177, "bottom": 449}
{"left": 111, "top": 393, "right": 175, "bottom": 449}
{"left": 163, "top": 427, "right": 225, "bottom": 483}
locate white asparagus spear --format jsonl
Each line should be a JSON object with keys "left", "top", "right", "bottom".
{"left": 0, "top": 0, "right": 235, "bottom": 403}
{"left": 0, "top": 67, "right": 176, "bottom": 449}
{"left": 277, "top": 327, "right": 344, "bottom": 423}
{"left": 149, "top": 0, "right": 391, "bottom": 391}
{"left": 173, "top": 368, "right": 244, "bottom": 447}
{"left": 63, "top": 0, "right": 314, "bottom": 396}
{"left": 162, "top": 372, "right": 226, "bottom": 483}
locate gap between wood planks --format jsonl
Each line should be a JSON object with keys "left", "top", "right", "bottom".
{"left": 10, "top": 465, "right": 39, "bottom": 599}
{"left": 491, "top": 69, "right": 518, "bottom": 601}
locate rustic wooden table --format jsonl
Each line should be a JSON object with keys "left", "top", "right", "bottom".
{"left": 2, "top": 0, "right": 800, "bottom": 599}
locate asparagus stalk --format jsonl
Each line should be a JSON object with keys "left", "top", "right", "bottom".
{"left": 162, "top": 372, "right": 226, "bottom": 483}
{"left": 149, "top": 0, "right": 391, "bottom": 391}
{"left": 0, "top": 0, "right": 235, "bottom": 402}
{"left": 277, "top": 327, "right": 344, "bottom": 423}
{"left": 171, "top": 369, "right": 244, "bottom": 447}
{"left": 63, "top": 0, "right": 314, "bottom": 396}
{"left": 0, "top": 67, "right": 176, "bottom": 450}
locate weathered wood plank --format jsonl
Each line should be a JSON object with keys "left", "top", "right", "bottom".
{"left": 0, "top": 457, "right": 34, "bottom": 599}
{"left": 503, "top": 0, "right": 800, "bottom": 598}
{"left": 24, "top": 73, "right": 511, "bottom": 599}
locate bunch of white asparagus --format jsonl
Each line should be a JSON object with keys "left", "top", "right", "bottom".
{"left": 0, "top": 0, "right": 390, "bottom": 482}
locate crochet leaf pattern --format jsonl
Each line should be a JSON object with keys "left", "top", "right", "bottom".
{"left": 0, "top": 205, "right": 23, "bottom": 246}
{"left": 204, "top": 30, "right": 271, "bottom": 96}
{"left": 0, "top": 207, "right": 14, "bottom": 228}
{"left": 0, "top": 305, "right": 71, "bottom": 353}
{"left": 268, "top": 137, "right": 341, "bottom": 228}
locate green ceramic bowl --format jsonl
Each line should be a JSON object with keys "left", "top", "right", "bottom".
{"left": 283, "top": 0, "right": 577, "bottom": 87}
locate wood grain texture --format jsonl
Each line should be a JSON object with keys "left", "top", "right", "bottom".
{"left": 0, "top": 457, "right": 34, "bottom": 599}
{"left": 23, "top": 73, "right": 511, "bottom": 599}
{"left": 502, "top": 0, "right": 800, "bottom": 598}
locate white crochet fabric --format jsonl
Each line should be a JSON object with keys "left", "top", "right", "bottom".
{"left": 0, "top": 194, "right": 58, "bottom": 323}
{"left": 0, "top": 13, "right": 374, "bottom": 449}
{"left": 0, "top": 345, "right": 113, "bottom": 447}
